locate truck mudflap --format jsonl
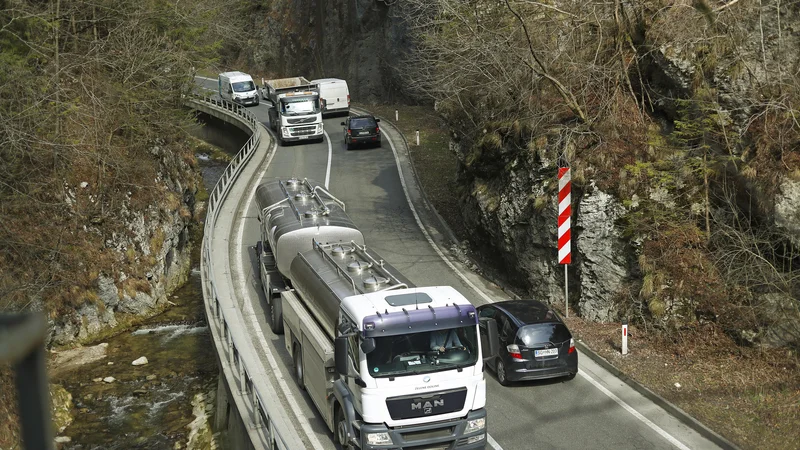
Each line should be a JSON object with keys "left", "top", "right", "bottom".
{"left": 358, "top": 408, "right": 487, "bottom": 450}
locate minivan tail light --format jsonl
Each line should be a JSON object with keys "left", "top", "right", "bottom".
{"left": 347, "top": 129, "right": 351, "bottom": 135}
{"left": 568, "top": 338, "right": 575, "bottom": 355}
{"left": 507, "top": 344, "right": 522, "bottom": 361}
{"left": 347, "top": 94, "right": 351, "bottom": 105}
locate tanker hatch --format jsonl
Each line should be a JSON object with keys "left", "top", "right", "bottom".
{"left": 331, "top": 244, "right": 356, "bottom": 257}
{"left": 347, "top": 260, "right": 372, "bottom": 273}
{"left": 363, "top": 275, "right": 389, "bottom": 291}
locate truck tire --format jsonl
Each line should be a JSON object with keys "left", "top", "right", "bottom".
{"left": 293, "top": 345, "right": 305, "bottom": 391}
{"left": 335, "top": 406, "right": 354, "bottom": 450}
{"left": 255, "top": 242, "right": 263, "bottom": 281}
{"left": 268, "top": 296, "right": 284, "bottom": 334}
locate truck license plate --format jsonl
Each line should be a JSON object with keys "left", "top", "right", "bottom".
{"left": 535, "top": 348, "right": 559, "bottom": 357}
{"left": 298, "top": 135, "right": 308, "bottom": 139}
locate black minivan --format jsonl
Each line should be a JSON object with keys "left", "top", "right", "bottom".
{"left": 342, "top": 114, "right": 381, "bottom": 149}
{"left": 477, "top": 300, "right": 578, "bottom": 385}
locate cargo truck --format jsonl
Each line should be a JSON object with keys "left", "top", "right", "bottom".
{"left": 255, "top": 177, "right": 499, "bottom": 450}
{"left": 262, "top": 77, "right": 324, "bottom": 145}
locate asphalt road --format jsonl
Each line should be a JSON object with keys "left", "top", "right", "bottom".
{"left": 195, "top": 77, "right": 720, "bottom": 450}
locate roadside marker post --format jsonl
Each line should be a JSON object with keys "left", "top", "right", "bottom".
{"left": 395, "top": 110, "right": 399, "bottom": 121}
{"left": 416, "top": 130, "right": 420, "bottom": 146}
{"left": 622, "top": 319, "right": 628, "bottom": 355}
{"left": 558, "top": 167, "right": 571, "bottom": 317}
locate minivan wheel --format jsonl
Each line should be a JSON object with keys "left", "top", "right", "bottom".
{"left": 496, "top": 358, "right": 511, "bottom": 386}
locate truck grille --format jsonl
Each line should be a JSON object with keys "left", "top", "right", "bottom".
{"left": 401, "top": 426, "right": 455, "bottom": 441}
{"left": 386, "top": 388, "right": 467, "bottom": 420}
{"left": 290, "top": 126, "right": 317, "bottom": 136}
{"left": 287, "top": 117, "right": 317, "bottom": 125}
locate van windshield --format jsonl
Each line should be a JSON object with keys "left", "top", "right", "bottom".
{"left": 232, "top": 81, "right": 255, "bottom": 92}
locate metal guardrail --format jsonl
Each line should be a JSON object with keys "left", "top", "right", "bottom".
{"left": 189, "top": 95, "right": 299, "bottom": 449}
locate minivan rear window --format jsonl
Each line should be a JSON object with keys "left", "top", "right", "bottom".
{"left": 517, "top": 324, "right": 571, "bottom": 346}
{"left": 350, "top": 118, "right": 376, "bottom": 128}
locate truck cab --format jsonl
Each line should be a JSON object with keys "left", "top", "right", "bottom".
{"left": 331, "top": 286, "right": 495, "bottom": 449}
{"left": 264, "top": 77, "right": 324, "bottom": 145}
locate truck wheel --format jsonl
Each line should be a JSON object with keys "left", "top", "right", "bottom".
{"left": 293, "top": 345, "right": 305, "bottom": 390}
{"left": 268, "top": 296, "right": 284, "bottom": 334}
{"left": 335, "top": 406, "right": 354, "bottom": 450}
{"left": 255, "top": 241, "right": 264, "bottom": 281}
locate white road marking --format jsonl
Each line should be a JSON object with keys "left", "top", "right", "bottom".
{"left": 578, "top": 369, "right": 691, "bottom": 450}
{"left": 235, "top": 132, "right": 326, "bottom": 450}
{"left": 196, "top": 75, "right": 217, "bottom": 81}
{"left": 382, "top": 125, "right": 494, "bottom": 305}
{"left": 382, "top": 124, "right": 504, "bottom": 450}
{"left": 323, "top": 128, "right": 332, "bottom": 189}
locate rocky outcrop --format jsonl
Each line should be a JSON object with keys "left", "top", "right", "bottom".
{"left": 575, "top": 184, "right": 631, "bottom": 322}
{"left": 48, "top": 143, "right": 198, "bottom": 348}
{"left": 244, "top": 0, "right": 411, "bottom": 103}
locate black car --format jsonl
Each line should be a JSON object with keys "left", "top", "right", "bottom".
{"left": 477, "top": 300, "right": 577, "bottom": 385}
{"left": 342, "top": 115, "right": 381, "bottom": 149}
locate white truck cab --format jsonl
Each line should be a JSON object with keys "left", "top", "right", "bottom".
{"left": 218, "top": 71, "right": 259, "bottom": 106}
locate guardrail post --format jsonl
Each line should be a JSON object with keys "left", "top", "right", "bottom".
{"left": 0, "top": 313, "right": 55, "bottom": 450}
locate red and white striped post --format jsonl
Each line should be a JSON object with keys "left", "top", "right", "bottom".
{"left": 558, "top": 167, "right": 571, "bottom": 317}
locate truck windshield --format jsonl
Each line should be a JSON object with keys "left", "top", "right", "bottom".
{"left": 281, "top": 98, "right": 320, "bottom": 116}
{"left": 366, "top": 326, "right": 478, "bottom": 378}
{"left": 232, "top": 81, "right": 255, "bottom": 92}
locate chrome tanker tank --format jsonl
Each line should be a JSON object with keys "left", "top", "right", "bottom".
{"left": 289, "top": 240, "right": 414, "bottom": 340}
{"left": 255, "top": 177, "right": 364, "bottom": 277}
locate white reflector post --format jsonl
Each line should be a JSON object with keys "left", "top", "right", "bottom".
{"left": 622, "top": 319, "right": 628, "bottom": 355}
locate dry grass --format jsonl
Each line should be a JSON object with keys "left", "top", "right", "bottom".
{"left": 362, "top": 102, "right": 800, "bottom": 450}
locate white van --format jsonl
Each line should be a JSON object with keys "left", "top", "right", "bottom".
{"left": 218, "top": 71, "right": 259, "bottom": 106}
{"left": 311, "top": 78, "right": 349, "bottom": 117}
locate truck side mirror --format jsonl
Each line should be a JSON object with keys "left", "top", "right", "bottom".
{"left": 375, "top": 118, "right": 381, "bottom": 123}
{"left": 335, "top": 335, "right": 349, "bottom": 376}
{"left": 485, "top": 319, "right": 499, "bottom": 359}
{"left": 360, "top": 337, "right": 375, "bottom": 354}
{"left": 340, "top": 122, "right": 346, "bottom": 126}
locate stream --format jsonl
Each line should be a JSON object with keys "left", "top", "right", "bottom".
{"left": 51, "top": 118, "right": 243, "bottom": 449}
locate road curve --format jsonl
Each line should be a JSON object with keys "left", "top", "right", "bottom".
{"left": 194, "top": 76, "right": 720, "bottom": 450}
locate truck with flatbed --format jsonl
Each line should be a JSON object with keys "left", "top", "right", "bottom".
{"left": 255, "top": 177, "right": 499, "bottom": 450}
{"left": 262, "top": 77, "right": 324, "bottom": 145}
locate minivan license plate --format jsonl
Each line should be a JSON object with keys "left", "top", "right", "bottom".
{"left": 535, "top": 348, "right": 559, "bottom": 357}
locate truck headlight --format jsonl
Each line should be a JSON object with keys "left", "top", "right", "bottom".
{"left": 466, "top": 417, "right": 485, "bottom": 433}
{"left": 281, "top": 128, "right": 290, "bottom": 138}
{"left": 366, "top": 432, "right": 392, "bottom": 445}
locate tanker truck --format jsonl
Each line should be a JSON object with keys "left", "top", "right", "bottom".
{"left": 254, "top": 177, "right": 499, "bottom": 449}
{"left": 255, "top": 176, "right": 363, "bottom": 334}
{"left": 262, "top": 77, "right": 324, "bottom": 145}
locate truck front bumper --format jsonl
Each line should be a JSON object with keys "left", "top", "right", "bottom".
{"left": 280, "top": 126, "right": 324, "bottom": 142}
{"left": 357, "top": 409, "right": 487, "bottom": 450}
